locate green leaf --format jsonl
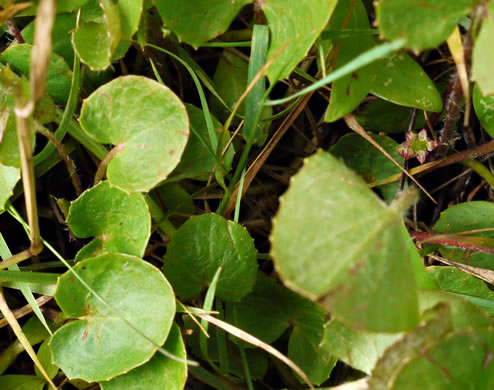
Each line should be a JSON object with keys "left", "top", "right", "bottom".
{"left": 22, "top": 12, "right": 77, "bottom": 66}
{"left": 288, "top": 327, "right": 337, "bottom": 385}
{"left": 169, "top": 104, "right": 233, "bottom": 181}
{"left": 0, "top": 163, "right": 20, "bottom": 212}
{"left": 354, "top": 98, "right": 426, "bottom": 134}
{"left": 329, "top": 133, "right": 403, "bottom": 203}
{"left": 0, "top": 317, "right": 51, "bottom": 375}
{"left": 371, "top": 51, "right": 443, "bottom": 112}
{"left": 270, "top": 151, "right": 419, "bottom": 332}
{"left": 324, "top": 0, "right": 375, "bottom": 122}
{"left": 229, "top": 273, "right": 336, "bottom": 385}
{"left": 472, "top": 2, "right": 494, "bottom": 96}
{"left": 0, "top": 69, "right": 35, "bottom": 168}
{"left": 244, "top": 24, "right": 270, "bottom": 146}
{"left": 50, "top": 253, "right": 176, "bottom": 382}
{"left": 154, "top": 0, "right": 251, "bottom": 48}
{"left": 34, "top": 340, "right": 58, "bottom": 380}
{"left": 433, "top": 201, "right": 494, "bottom": 270}
{"left": 79, "top": 75, "right": 189, "bottom": 192}
{"left": 419, "top": 289, "right": 492, "bottom": 330}
{"left": 67, "top": 181, "right": 151, "bottom": 261}
{"left": 209, "top": 50, "right": 272, "bottom": 143}
{"left": 72, "top": 0, "right": 122, "bottom": 71}
{"left": 0, "top": 44, "right": 72, "bottom": 104}
{"left": 376, "top": 0, "right": 477, "bottom": 52}
{"left": 152, "top": 182, "right": 195, "bottom": 221}
{"left": 263, "top": 0, "right": 338, "bottom": 82}
{"left": 100, "top": 323, "right": 187, "bottom": 390}
{"left": 118, "top": 0, "right": 143, "bottom": 41}
{"left": 369, "top": 301, "right": 494, "bottom": 390}
{"left": 209, "top": 50, "right": 249, "bottom": 123}
{"left": 229, "top": 272, "right": 323, "bottom": 344}
{"left": 428, "top": 266, "right": 494, "bottom": 316}
{"left": 163, "top": 213, "right": 257, "bottom": 302}
{"left": 0, "top": 375, "right": 45, "bottom": 390}
{"left": 322, "top": 319, "right": 401, "bottom": 375}
{"left": 473, "top": 83, "right": 494, "bottom": 137}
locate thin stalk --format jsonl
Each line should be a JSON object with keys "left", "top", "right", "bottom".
{"left": 36, "top": 123, "right": 82, "bottom": 195}
{"left": 15, "top": 105, "right": 42, "bottom": 254}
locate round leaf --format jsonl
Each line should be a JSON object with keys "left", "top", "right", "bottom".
{"left": 79, "top": 75, "right": 189, "bottom": 192}
{"left": 263, "top": 0, "right": 338, "bottom": 82}
{"left": 100, "top": 323, "right": 187, "bottom": 390}
{"left": 163, "top": 213, "right": 257, "bottom": 302}
{"left": 154, "top": 0, "right": 251, "bottom": 48}
{"left": 67, "top": 181, "right": 151, "bottom": 261}
{"left": 376, "top": 0, "right": 476, "bottom": 52}
{"left": 72, "top": 0, "right": 122, "bottom": 71}
{"left": 270, "top": 151, "right": 419, "bottom": 332}
{"left": 50, "top": 253, "right": 176, "bottom": 382}
{"left": 371, "top": 51, "right": 442, "bottom": 112}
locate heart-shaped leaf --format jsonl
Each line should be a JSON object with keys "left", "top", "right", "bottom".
{"left": 67, "top": 181, "right": 151, "bottom": 261}
{"left": 79, "top": 75, "right": 189, "bottom": 192}
{"left": 263, "top": 0, "right": 338, "bottom": 82}
{"left": 154, "top": 0, "right": 251, "bottom": 49}
{"left": 270, "top": 151, "right": 420, "bottom": 332}
{"left": 163, "top": 213, "right": 257, "bottom": 302}
{"left": 50, "top": 253, "right": 176, "bottom": 382}
{"left": 371, "top": 51, "right": 443, "bottom": 112}
{"left": 376, "top": 0, "right": 477, "bottom": 52}
{"left": 72, "top": 0, "right": 122, "bottom": 71}
{"left": 0, "top": 43, "right": 72, "bottom": 104}
{"left": 100, "top": 323, "right": 187, "bottom": 390}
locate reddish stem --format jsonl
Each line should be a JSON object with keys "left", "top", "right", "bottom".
{"left": 410, "top": 231, "right": 494, "bottom": 254}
